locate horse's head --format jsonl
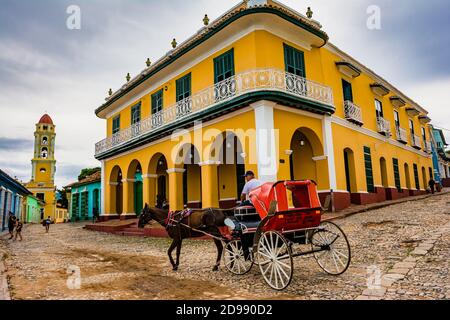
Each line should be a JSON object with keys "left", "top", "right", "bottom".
{"left": 138, "top": 204, "right": 153, "bottom": 228}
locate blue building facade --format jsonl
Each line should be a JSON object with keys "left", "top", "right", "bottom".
{"left": 66, "top": 172, "right": 102, "bottom": 221}
{"left": 0, "top": 169, "right": 32, "bottom": 231}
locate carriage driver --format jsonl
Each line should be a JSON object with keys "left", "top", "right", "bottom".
{"left": 240, "top": 171, "right": 262, "bottom": 207}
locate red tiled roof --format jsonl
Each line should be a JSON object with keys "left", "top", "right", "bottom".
{"left": 38, "top": 114, "right": 53, "bottom": 125}
{"left": 65, "top": 170, "right": 101, "bottom": 189}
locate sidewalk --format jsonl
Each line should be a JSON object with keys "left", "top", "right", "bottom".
{"left": 323, "top": 189, "right": 450, "bottom": 222}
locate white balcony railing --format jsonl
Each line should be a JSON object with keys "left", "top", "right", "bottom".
{"left": 95, "top": 69, "right": 334, "bottom": 156}
{"left": 344, "top": 100, "right": 363, "bottom": 125}
{"left": 376, "top": 117, "right": 391, "bottom": 136}
{"left": 395, "top": 127, "right": 408, "bottom": 143}
{"left": 411, "top": 134, "right": 422, "bottom": 149}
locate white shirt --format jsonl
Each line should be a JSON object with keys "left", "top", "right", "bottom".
{"left": 242, "top": 179, "right": 262, "bottom": 200}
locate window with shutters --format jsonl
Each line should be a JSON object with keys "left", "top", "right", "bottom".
{"left": 214, "top": 49, "right": 235, "bottom": 84}
{"left": 394, "top": 110, "right": 400, "bottom": 129}
{"left": 151, "top": 90, "right": 163, "bottom": 115}
{"left": 375, "top": 99, "right": 383, "bottom": 118}
{"left": 342, "top": 80, "right": 353, "bottom": 102}
{"left": 393, "top": 159, "right": 401, "bottom": 192}
{"left": 176, "top": 74, "right": 191, "bottom": 102}
{"left": 284, "top": 44, "right": 306, "bottom": 77}
{"left": 131, "top": 103, "right": 141, "bottom": 125}
{"left": 364, "top": 146, "right": 375, "bottom": 193}
{"left": 112, "top": 115, "right": 120, "bottom": 135}
{"left": 413, "top": 164, "right": 420, "bottom": 190}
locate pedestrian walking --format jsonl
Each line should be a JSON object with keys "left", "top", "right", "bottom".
{"left": 44, "top": 216, "right": 52, "bottom": 233}
{"left": 428, "top": 178, "right": 436, "bottom": 194}
{"left": 8, "top": 212, "right": 17, "bottom": 240}
{"left": 14, "top": 219, "right": 23, "bottom": 241}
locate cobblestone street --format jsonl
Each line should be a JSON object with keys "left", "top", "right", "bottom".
{"left": 1, "top": 193, "right": 449, "bottom": 300}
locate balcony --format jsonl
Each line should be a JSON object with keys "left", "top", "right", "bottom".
{"left": 376, "top": 117, "right": 391, "bottom": 137}
{"left": 95, "top": 68, "right": 334, "bottom": 156}
{"left": 395, "top": 127, "right": 408, "bottom": 144}
{"left": 343, "top": 100, "right": 363, "bottom": 125}
{"left": 411, "top": 134, "right": 422, "bottom": 149}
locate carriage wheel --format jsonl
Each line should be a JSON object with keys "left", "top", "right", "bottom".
{"left": 257, "top": 231, "right": 293, "bottom": 290}
{"left": 223, "top": 240, "right": 254, "bottom": 275}
{"left": 311, "top": 221, "right": 351, "bottom": 276}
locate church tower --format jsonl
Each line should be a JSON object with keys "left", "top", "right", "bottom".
{"left": 26, "top": 114, "right": 57, "bottom": 221}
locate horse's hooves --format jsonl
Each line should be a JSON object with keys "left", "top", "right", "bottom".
{"left": 212, "top": 266, "right": 219, "bottom": 272}
{"left": 173, "top": 267, "right": 179, "bottom": 271}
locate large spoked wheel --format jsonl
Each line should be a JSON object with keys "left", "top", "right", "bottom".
{"left": 311, "top": 221, "right": 351, "bottom": 276}
{"left": 257, "top": 231, "right": 293, "bottom": 291}
{"left": 223, "top": 240, "right": 254, "bottom": 275}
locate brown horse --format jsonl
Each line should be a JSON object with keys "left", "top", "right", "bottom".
{"left": 138, "top": 204, "right": 229, "bottom": 271}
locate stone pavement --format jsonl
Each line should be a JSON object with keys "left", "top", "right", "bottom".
{"left": 0, "top": 192, "right": 449, "bottom": 300}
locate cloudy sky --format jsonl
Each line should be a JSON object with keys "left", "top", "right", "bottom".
{"left": 0, "top": 0, "right": 449, "bottom": 188}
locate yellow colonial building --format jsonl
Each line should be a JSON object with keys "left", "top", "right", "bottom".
{"left": 94, "top": 0, "right": 433, "bottom": 218}
{"left": 26, "top": 114, "right": 57, "bottom": 221}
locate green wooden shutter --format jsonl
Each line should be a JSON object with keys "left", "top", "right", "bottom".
{"left": 284, "top": 44, "right": 306, "bottom": 77}
{"left": 413, "top": 164, "right": 420, "bottom": 190}
{"left": 393, "top": 159, "right": 401, "bottom": 192}
{"left": 364, "top": 147, "right": 375, "bottom": 193}
{"left": 112, "top": 116, "right": 120, "bottom": 134}
{"left": 214, "top": 49, "right": 235, "bottom": 84}
{"left": 342, "top": 80, "right": 353, "bottom": 102}
{"left": 176, "top": 74, "right": 192, "bottom": 102}
{"left": 151, "top": 90, "right": 163, "bottom": 114}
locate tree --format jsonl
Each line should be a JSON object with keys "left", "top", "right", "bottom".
{"left": 78, "top": 167, "right": 101, "bottom": 181}
{"left": 57, "top": 189, "right": 69, "bottom": 209}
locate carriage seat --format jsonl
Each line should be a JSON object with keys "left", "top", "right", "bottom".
{"left": 234, "top": 206, "right": 260, "bottom": 223}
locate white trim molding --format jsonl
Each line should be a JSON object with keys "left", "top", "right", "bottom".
{"left": 166, "top": 168, "right": 186, "bottom": 174}
{"left": 322, "top": 115, "right": 338, "bottom": 191}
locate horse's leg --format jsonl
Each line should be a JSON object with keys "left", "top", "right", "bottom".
{"left": 175, "top": 239, "right": 183, "bottom": 270}
{"left": 212, "top": 238, "right": 223, "bottom": 272}
{"left": 168, "top": 239, "right": 178, "bottom": 271}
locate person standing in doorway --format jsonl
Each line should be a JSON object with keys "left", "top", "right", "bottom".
{"left": 240, "top": 171, "right": 262, "bottom": 207}
{"left": 8, "top": 212, "right": 17, "bottom": 240}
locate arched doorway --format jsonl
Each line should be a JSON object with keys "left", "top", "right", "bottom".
{"left": 127, "top": 160, "right": 143, "bottom": 216}
{"left": 110, "top": 166, "right": 123, "bottom": 215}
{"left": 404, "top": 163, "right": 411, "bottom": 190}
{"left": 177, "top": 144, "right": 202, "bottom": 208}
{"left": 213, "top": 132, "right": 246, "bottom": 208}
{"left": 289, "top": 128, "right": 322, "bottom": 183}
{"left": 155, "top": 155, "right": 168, "bottom": 206}
{"left": 421, "top": 167, "right": 427, "bottom": 190}
{"left": 343, "top": 148, "right": 357, "bottom": 193}
{"left": 380, "top": 157, "right": 388, "bottom": 188}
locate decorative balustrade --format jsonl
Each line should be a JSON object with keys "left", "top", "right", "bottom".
{"left": 343, "top": 100, "right": 363, "bottom": 125}
{"left": 395, "top": 127, "right": 408, "bottom": 143}
{"left": 376, "top": 117, "right": 391, "bottom": 136}
{"left": 95, "top": 69, "right": 334, "bottom": 156}
{"left": 411, "top": 134, "right": 422, "bottom": 149}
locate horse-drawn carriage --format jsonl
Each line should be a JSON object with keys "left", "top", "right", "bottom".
{"left": 221, "top": 180, "right": 351, "bottom": 290}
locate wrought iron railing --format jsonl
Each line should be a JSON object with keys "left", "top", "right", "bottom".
{"left": 376, "top": 117, "right": 391, "bottom": 136}
{"left": 395, "top": 127, "right": 408, "bottom": 143}
{"left": 95, "top": 68, "right": 334, "bottom": 156}
{"left": 343, "top": 100, "right": 363, "bottom": 125}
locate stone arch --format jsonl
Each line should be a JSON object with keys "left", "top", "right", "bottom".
{"left": 289, "top": 127, "right": 324, "bottom": 184}
{"left": 126, "top": 159, "right": 143, "bottom": 215}
{"left": 148, "top": 153, "right": 169, "bottom": 207}
{"left": 343, "top": 148, "right": 357, "bottom": 193}
{"left": 109, "top": 165, "right": 123, "bottom": 215}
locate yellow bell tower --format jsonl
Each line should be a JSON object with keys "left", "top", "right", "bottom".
{"left": 26, "top": 114, "right": 57, "bottom": 221}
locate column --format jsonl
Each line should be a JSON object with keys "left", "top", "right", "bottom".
{"left": 252, "top": 100, "right": 278, "bottom": 183}
{"left": 200, "top": 161, "right": 220, "bottom": 208}
{"left": 167, "top": 168, "right": 185, "bottom": 212}
{"left": 322, "top": 115, "right": 337, "bottom": 191}
{"left": 0, "top": 188, "right": 5, "bottom": 230}
{"left": 100, "top": 160, "right": 105, "bottom": 215}
{"left": 103, "top": 183, "right": 120, "bottom": 218}
{"left": 122, "top": 179, "right": 136, "bottom": 217}
{"left": 143, "top": 174, "right": 157, "bottom": 207}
